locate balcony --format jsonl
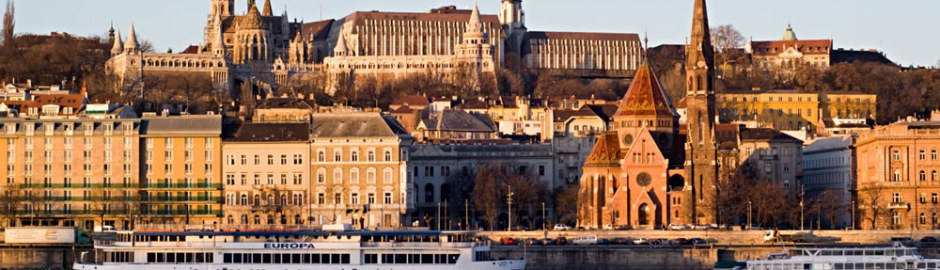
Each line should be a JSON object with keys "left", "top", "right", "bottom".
{"left": 148, "top": 209, "right": 222, "bottom": 216}
{"left": 888, "top": 202, "right": 910, "bottom": 210}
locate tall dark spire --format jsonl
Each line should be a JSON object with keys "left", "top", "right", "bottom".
{"left": 686, "top": 0, "right": 715, "bottom": 73}
{"left": 685, "top": 0, "right": 715, "bottom": 95}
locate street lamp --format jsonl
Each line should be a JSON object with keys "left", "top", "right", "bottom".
{"left": 747, "top": 200, "right": 752, "bottom": 230}
{"left": 437, "top": 202, "right": 441, "bottom": 231}
{"left": 507, "top": 186, "right": 514, "bottom": 232}
{"left": 850, "top": 200, "right": 855, "bottom": 229}
{"left": 541, "top": 202, "right": 546, "bottom": 230}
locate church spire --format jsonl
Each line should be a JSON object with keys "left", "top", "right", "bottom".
{"left": 212, "top": 12, "right": 226, "bottom": 56}
{"left": 685, "top": 0, "right": 714, "bottom": 94}
{"left": 334, "top": 33, "right": 347, "bottom": 57}
{"left": 124, "top": 23, "right": 140, "bottom": 53}
{"left": 262, "top": 0, "right": 273, "bottom": 16}
{"left": 111, "top": 28, "right": 124, "bottom": 56}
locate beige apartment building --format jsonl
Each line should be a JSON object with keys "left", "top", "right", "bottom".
{"left": 139, "top": 115, "right": 223, "bottom": 226}
{"left": 855, "top": 116, "right": 940, "bottom": 230}
{"left": 0, "top": 118, "right": 141, "bottom": 230}
{"left": 308, "top": 113, "right": 413, "bottom": 228}
{"left": 222, "top": 123, "right": 310, "bottom": 227}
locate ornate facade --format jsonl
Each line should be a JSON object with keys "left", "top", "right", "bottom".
{"left": 107, "top": 0, "right": 643, "bottom": 98}
{"left": 578, "top": 0, "right": 721, "bottom": 229}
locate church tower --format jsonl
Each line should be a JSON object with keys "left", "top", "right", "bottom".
{"left": 212, "top": 0, "right": 234, "bottom": 17}
{"left": 684, "top": 0, "right": 719, "bottom": 224}
{"left": 499, "top": 0, "right": 525, "bottom": 31}
{"left": 455, "top": 3, "right": 496, "bottom": 91}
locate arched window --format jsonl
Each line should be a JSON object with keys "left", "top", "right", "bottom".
{"left": 240, "top": 194, "right": 247, "bottom": 205}
{"left": 317, "top": 169, "right": 327, "bottom": 184}
{"left": 384, "top": 150, "right": 392, "bottom": 162}
{"left": 920, "top": 150, "right": 926, "bottom": 160}
{"left": 317, "top": 151, "right": 325, "bottom": 162}
{"left": 367, "top": 150, "right": 376, "bottom": 162}
{"left": 921, "top": 170, "right": 927, "bottom": 181}
{"left": 350, "top": 168, "right": 360, "bottom": 183}
{"left": 334, "top": 150, "right": 342, "bottom": 161}
{"left": 894, "top": 170, "right": 902, "bottom": 182}
{"left": 425, "top": 183, "right": 435, "bottom": 203}
{"left": 333, "top": 168, "right": 343, "bottom": 184}
{"left": 932, "top": 171, "right": 937, "bottom": 181}
{"left": 351, "top": 150, "right": 359, "bottom": 161}
{"left": 253, "top": 194, "right": 260, "bottom": 206}
{"left": 227, "top": 215, "right": 234, "bottom": 224}
{"left": 253, "top": 215, "right": 260, "bottom": 225}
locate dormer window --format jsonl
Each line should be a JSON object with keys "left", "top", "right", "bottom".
{"left": 5, "top": 124, "right": 15, "bottom": 134}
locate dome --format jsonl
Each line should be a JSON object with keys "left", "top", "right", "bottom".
{"left": 239, "top": 6, "right": 266, "bottom": 30}
{"left": 782, "top": 24, "right": 798, "bottom": 41}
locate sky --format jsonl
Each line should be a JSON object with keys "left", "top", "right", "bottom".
{"left": 9, "top": 0, "right": 940, "bottom": 67}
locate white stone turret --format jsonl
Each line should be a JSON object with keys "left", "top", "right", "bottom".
{"left": 212, "top": 12, "right": 226, "bottom": 56}
{"left": 111, "top": 29, "right": 124, "bottom": 56}
{"left": 334, "top": 32, "right": 348, "bottom": 57}
{"left": 124, "top": 23, "right": 140, "bottom": 53}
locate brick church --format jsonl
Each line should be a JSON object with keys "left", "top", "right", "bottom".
{"left": 578, "top": 0, "right": 720, "bottom": 229}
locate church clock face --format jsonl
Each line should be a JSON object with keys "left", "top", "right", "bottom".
{"left": 623, "top": 134, "right": 633, "bottom": 145}
{"left": 637, "top": 172, "right": 652, "bottom": 187}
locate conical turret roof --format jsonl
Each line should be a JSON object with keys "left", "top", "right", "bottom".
{"left": 467, "top": 2, "right": 483, "bottom": 33}
{"left": 613, "top": 60, "right": 675, "bottom": 117}
{"left": 111, "top": 29, "right": 124, "bottom": 55}
{"left": 239, "top": 5, "right": 266, "bottom": 29}
{"left": 124, "top": 23, "right": 140, "bottom": 51}
{"left": 262, "top": 0, "right": 273, "bottom": 16}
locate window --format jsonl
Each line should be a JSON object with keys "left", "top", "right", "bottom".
{"left": 350, "top": 169, "right": 359, "bottom": 184}
{"left": 384, "top": 192, "right": 392, "bottom": 204}
{"left": 920, "top": 150, "right": 926, "bottom": 160}
{"left": 893, "top": 150, "right": 901, "bottom": 161}
{"left": 921, "top": 171, "right": 927, "bottom": 181}
{"left": 350, "top": 192, "right": 359, "bottom": 204}
{"left": 293, "top": 154, "right": 303, "bottom": 165}
{"left": 280, "top": 154, "right": 287, "bottom": 165}
{"left": 367, "top": 169, "right": 376, "bottom": 184}
{"left": 933, "top": 171, "right": 938, "bottom": 181}
{"left": 267, "top": 155, "right": 274, "bottom": 165}
{"left": 894, "top": 170, "right": 902, "bottom": 182}
{"left": 384, "top": 151, "right": 392, "bottom": 162}
{"left": 333, "top": 150, "right": 342, "bottom": 162}
{"left": 293, "top": 173, "right": 302, "bottom": 185}
{"left": 333, "top": 168, "right": 343, "bottom": 184}
{"left": 351, "top": 150, "right": 359, "bottom": 162}
{"left": 253, "top": 155, "right": 260, "bottom": 165}
{"left": 317, "top": 170, "right": 326, "bottom": 184}
{"left": 933, "top": 193, "right": 938, "bottom": 204}
{"left": 240, "top": 155, "right": 247, "bottom": 165}
{"left": 367, "top": 193, "right": 375, "bottom": 204}
{"left": 383, "top": 169, "right": 392, "bottom": 184}
{"left": 934, "top": 150, "right": 938, "bottom": 160}
{"left": 893, "top": 193, "right": 902, "bottom": 203}
{"left": 425, "top": 184, "right": 435, "bottom": 203}
{"left": 280, "top": 174, "right": 287, "bottom": 185}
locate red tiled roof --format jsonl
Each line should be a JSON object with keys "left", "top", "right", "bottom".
{"left": 391, "top": 95, "right": 429, "bottom": 108}
{"left": 180, "top": 45, "right": 200, "bottom": 54}
{"left": 613, "top": 63, "right": 675, "bottom": 117}
{"left": 584, "top": 132, "right": 622, "bottom": 167}
{"left": 749, "top": 39, "right": 832, "bottom": 56}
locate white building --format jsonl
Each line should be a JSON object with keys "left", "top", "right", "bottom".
{"left": 802, "top": 135, "right": 855, "bottom": 228}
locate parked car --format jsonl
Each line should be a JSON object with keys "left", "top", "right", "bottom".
{"left": 541, "top": 238, "right": 557, "bottom": 245}
{"left": 500, "top": 237, "right": 517, "bottom": 245}
{"left": 692, "top": 224, "right": 716, "bottom": 230}
{"left": 922, "top": 236, "right": 938, "bottom": 243}
{"left": 572, "top": 235, "right": 598, "bottom": 245}
{"left": 611, "top": 237, "right": 631, "bottom": 245}
{"left": 669, "top": 224, "right": 690, "bottom": 230}
{"left": 633, "top": 237, "right": 648, "bottom": 245}
{"left": 671, "top": 238, "right": 690, "bottom": 245}
{"left": 597, "top": 238, "right": 610, "bottom": 245}
{"left": 602, "top": 224, "right": 615, "bottom": 230}
{"left": 555, "top": 236, "right": 568, "bottom": 245}
{"left": 650, "top": 238, "right": 668, "bottom": 245}
{"left": 690, "top": 238, "right": 706, "bottom": 245}
{"left": 525, "top": 238, "right": 543, "bottom": 245}
{"left": 553, "top": 224, "right": 572, "bottom": 231}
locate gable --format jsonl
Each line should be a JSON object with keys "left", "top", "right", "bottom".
{"left": 623, "top": 128, "right": 667, "bottom": 167}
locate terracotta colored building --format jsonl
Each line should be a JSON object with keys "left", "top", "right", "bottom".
{"left": 855, "top": 116, "right": 940, "bottom": 230}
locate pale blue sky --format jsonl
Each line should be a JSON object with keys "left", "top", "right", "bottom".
{"left": 11, "top": 0, "right": 939, "bottom": 67}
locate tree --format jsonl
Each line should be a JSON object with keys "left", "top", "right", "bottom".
{"left": 859, "top": 183, "right": 889, "bottom": 230}
{"left": 1, "top": 0, "right": 13, "bottom": 47}
{"left": 0, "top": 183, "right": 22, "bottom": 226}
{"left": 444, "top": 168, "right": 476, "bottom": 229}
{"left": 710, "top": 24, "right": 744, "bottom": 65}
{"left": 471, "top": 165, "right": 501, "bottom": 230}
{"left": 553, "top": 184, "right": 578, "bottom": 226}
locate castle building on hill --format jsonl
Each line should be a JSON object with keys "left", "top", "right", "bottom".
{"left": 106, "top": 0, "right": 643, "bottom": 99}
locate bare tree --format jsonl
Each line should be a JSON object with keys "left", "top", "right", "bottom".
{"left": 553, "top": 184, "right": 578, "bottom": 227}
{"left": 710, "top": 24, "right": 744, "bottom": 65}
{"left": 1, "top": 0, "right": 13, "bottom": 47}
{"left": 0, "top": 183, "right": 23, "bottom": 226}
{"left": 859, "top": 183, "right": 888, "bottom": 230}
{"left": 471, "top": 165, "right": 501, "bottom": 230}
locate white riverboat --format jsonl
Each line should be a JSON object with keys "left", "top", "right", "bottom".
{"left": 73, "top": 227, "right": 525, "bottom": 270}
{"left": 746, "top": 243, "right": 940, "bottom": 270}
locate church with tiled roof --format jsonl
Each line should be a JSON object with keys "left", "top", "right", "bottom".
{"left": 578, "top": 0, "right": 720, "bottom": 230}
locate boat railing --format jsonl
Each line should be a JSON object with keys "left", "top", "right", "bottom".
{"left": 360, "top": 241, "right": 477, "bottom": 248}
